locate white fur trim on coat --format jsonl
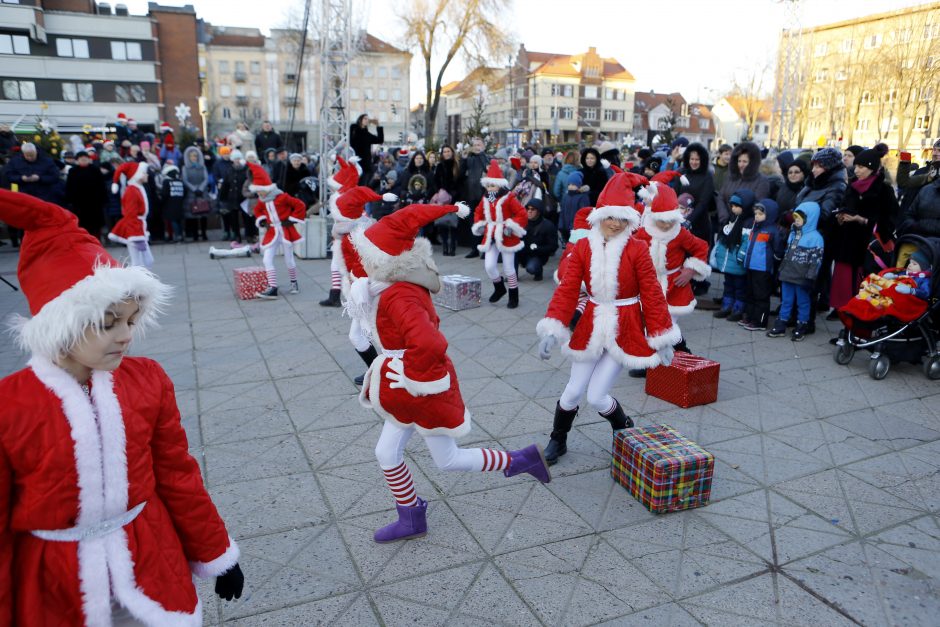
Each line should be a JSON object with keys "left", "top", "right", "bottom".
{"left": 28, "top": 357, "right": 204, "bottom": 626}
{"left": 471, "top": 221, "right": 486, "bottom": 236}
{"left": 536, "top": 317, "right": 571, "bottom": 343}
{"left": 13, "top": 264, "right": 170, "bottom": 360}
{"left": 190, "top": 537, "right": 240, "bottom": 578}
{"left": 480, "top": 176, "right": 508, "bottom": 188}
{"left": 683, "top": 256, "right": 711, "bottom": 280}
{"left": 668, "top": 301, "right": 697, "bottom": 316}
{"left": 382, "top": 193, "right": 398, "bottom": 202}
{"left": 587, "top": 205, "right": 641, "bottom": 228}
{"left": 351, "top": 228, "right": 437, "bottom": 284}
{"left": 249, "top": 182, "right": 278, "bottom": 194}
{"left": 504, "top": 218, "right": 526, "bottom": 237}
{"left": 645, "top": 208, "right": 684, "bottom": 224}
{"left": 647, "top": 323, "right": 682, "bottom": 350}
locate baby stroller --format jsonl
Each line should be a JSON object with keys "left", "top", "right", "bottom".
{"left": 833, "top": 234, "right": 940, "bottom": 380}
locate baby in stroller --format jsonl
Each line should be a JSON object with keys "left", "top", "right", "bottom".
{"left": 883, "top": 248, "right": 932, "bottom": 300}
{"left": 840, "top": 246, "right": 931, "bottom": 324}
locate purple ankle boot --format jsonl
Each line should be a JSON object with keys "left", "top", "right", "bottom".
{"left": 504, "top": 444, "right": 552, "bottom": 484}
{"left": 373, "top": 497, "right": 428, "bottom": 543}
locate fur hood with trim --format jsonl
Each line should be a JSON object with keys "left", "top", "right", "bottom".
{"left": 728, "top": 142, "right": 762, "bottom": 181}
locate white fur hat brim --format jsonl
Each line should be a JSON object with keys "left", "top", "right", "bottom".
{"left": 480, "top": 177, "right": 509, "bottom": 188}
{"left": 587, "top": 205, "right": 641, "bottom": 228}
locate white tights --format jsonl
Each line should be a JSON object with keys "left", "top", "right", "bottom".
{"left": 261, "top": 236, "right": 297, "bottom": 285}
{"left": 559, "top": 351, "right": 622, "bottom": 413}
{"left": 375, "top": 420, "right": 489, "bottom": 472}
{"left": 483, "top": 242, "right": 516, "bottom": 281}
{"left": 126, "top": 242, "right": 153, "bottom": 269}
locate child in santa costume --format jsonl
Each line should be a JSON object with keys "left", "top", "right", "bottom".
{"left": 348, "top": 202, "right": 551, "bottom": 543}
{"left": 0, "top": 189, "right": 243, "bottom": 625}
{"left": 331, "top": 182, "right": 396, "bottom": 385}
{"left": 108, "top": 161, "right": 153, "bottom": 268}
{"left": 555, "top": 205, "right": 595, "bottom": 331}
{"left": 536, "top": 172, "right": 680, "bottom": 465}
{"left": 247, "top": 162, "right": 307, "bottom": 299}
{"left": 471, "top": 159, "right": 528, "bottom": 308}
{"left": 319, "top": 157, "right": 366, "bottom": 307}
{"left": 630, "top": 174, "right": 711, "bottom": 377}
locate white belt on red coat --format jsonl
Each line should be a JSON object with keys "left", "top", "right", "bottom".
{"left": 358, "top": 349, "right": 405, "bottom": 409}
{"left": 665, "top": 266, "right": 681, "bottom": 275}
{"left": 587, "top": 295, "right": 640, "bottom": 307}
{"left": 31, "top": 501, "right": 146, "bottom": 542}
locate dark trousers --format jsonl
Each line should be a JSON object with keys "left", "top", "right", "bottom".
{"left": 439, "top": 225, "right": 457, "bottom": 253}
{"left": 221, "top": 210, "right": 241, "bottom": 240}
{"left": 185, "top": 216, "right": 208, "bottom": 240}
{"left": 721, "top": 273, "right": 748, "bottom": 313}
{"left": 515, "top": 251, "right": 547, "bottom": 278}
{"left": 744, "top": 269, "right": 773, "bottom": 327}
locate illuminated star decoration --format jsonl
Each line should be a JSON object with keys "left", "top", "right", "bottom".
{"left": 175, "top": 103, "right": 192, "bottom": 125}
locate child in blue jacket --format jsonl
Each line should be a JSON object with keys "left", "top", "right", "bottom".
{"left": 711, "top": 189, "right": 755, "bottom": 320}
{"left": 768, "top": 201, "right": 825, "bottom": 341}
{"left": 741, "top": 198, "right": 786, "bottom": 330}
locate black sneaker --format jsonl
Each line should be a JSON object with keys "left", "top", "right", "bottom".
{"left": 792, "top": 323, "right": 808, "bottom": 342}
{"left": 713, "top": 309, "right": 732, "bottom": 319}
{"left": 288, "top": 281, "right": 299, "bottom": 295}
{"left": 767, "top": 320, "right": 788, "bottom": 338}
{"left": 256, "top": 286, "right": 278, "bottom": 300}
{"left": 727, "top": 312, "right": 744, "bottom": 323}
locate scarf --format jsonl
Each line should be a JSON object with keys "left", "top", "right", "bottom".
{"left": 851, "top": 172, "right": 877, "bottom": 195}
{"left": 343, "top": 277, "right": 390, "bottom": 342}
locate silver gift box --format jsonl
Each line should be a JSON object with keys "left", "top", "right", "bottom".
{"left": 432, "top": 274, "right": 482, "bottom": 311}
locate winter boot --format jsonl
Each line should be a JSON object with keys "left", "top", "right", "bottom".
{"left": 374, "top": 497, "right": 428, "bottom": 543}
{"left": 288, "top": 281, "right": 300, "bottom": 295}
{"left": 568, "top": 309, "right": 583, "bottom": 332}
{"left": 504, "top": 444, "right": 551, "bottom": 483}
{"left": 544, "top": 403, "right": 578, "bottom": 465}
{"left": 628, "top": 369, "right": 647, "bottom": 378}
{"left": 256, "top": 286, "right": 278, "bottom": 300}
{"left": 507, "top": 287, "right": 519, "bottom": 309}
{"left": 767, "top": 319, "right": 789, "bottom": 338}
{"left": 465, "top": 248, "right": 480, "bottom": 259}
{"left": 489, "top": 280, "right": 507, "bottom": 303}
{"left": 674, "top": 338, "right": 691, "bottom": 354}
{"left": 354, "top": 346, "right": 379, "bottom": 385}
{"left": 791, "top": 322, "right": 808, "bottom": 342}
{"left": 600, "top": 399, "right": 633, "bottom": 430}
{"left": 319, "top": 288, "right": 341, "bottom": 307}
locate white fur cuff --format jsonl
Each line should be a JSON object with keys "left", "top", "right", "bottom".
{"left": 683, "top": 256, "right": 711, "bottom": 280}
{"left": 504, "top": 219, "right": 526, "bottom": 237}
{"left": 536, "top": 317, "right": 571, "bottom": 343}
{"left": 471, "top": 221, "right": 486, "bottom": 236}
{"left": 455, "top": 202, "right": 470, "bottom": 218}
{"left": 647, "top": 324, "right": 682, "bottom": 351}
{"left": 190, "top": 537, "right": 240, "bottom": 578}
{"left": 382, "top": 193, "right": 398, "bottom": 202}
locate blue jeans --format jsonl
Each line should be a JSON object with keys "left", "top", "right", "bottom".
{"left": 780, "top": 281, "right": 811, "bottom": 323}
{"left": 721, "top": 273, "right": 747, "bottom": 313}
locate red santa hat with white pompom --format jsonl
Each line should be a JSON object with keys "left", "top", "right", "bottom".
{"left": 480, "top": 159, "right": 509, "bottom": 188}
{"left": 111, "top": 161, "right": 149, "bottom": 194}
{"left": 587, "top": 172, "right": 648, "bottom": 228}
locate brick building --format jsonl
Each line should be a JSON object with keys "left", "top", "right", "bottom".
{"left": 633, "top": 91, "right": 715, "bottom": 149}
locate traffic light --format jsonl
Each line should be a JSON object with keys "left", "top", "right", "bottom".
{"left": 398, "top": 131, "right": 404, "bottom": 144}
{"left": 391, "top": 103, "right": 397, "bottom": 115}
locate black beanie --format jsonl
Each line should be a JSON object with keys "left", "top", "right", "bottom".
{"left": 846, "top": 145, "right": 866, "bottom": 158}
{"left": 854, "top": 148, "right": 881, "bottom": 171}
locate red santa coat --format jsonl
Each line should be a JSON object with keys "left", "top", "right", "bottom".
{"left": 359, "top": 282, "right": 469, "bottom": 437}
{"left": 253, "top": 193, "right": 306, "bottom": 250}
{"left": 634, "top": 226, "right": 711, "bottom": 316}
{"left": 336, "top": 220, "right": 373, "bottom": 297}
{"left": 470, "top": 193, "right": 528, "bottom": 253}
{"left": 537, "top": 228, "right": 681, "bottom": 369}
{"left": 0, "top": 356, "right": 237, "bottom": 626}
{"left": 107, "top": 183, "right": 148, "bottom": 244}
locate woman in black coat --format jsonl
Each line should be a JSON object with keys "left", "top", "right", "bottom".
{"left": 775, "top": 159, "right": 808, "bottom": 222}
{"left": 680, "top": 142, "right": 714, "bottom": 245}
{"left": 579, "top": 147, "right": 609, "bottom": 206}
{"left": 829, "top": 148, "right": 896, "bottom": 313}
{"left": 349, "top": 114, "right": 384, "bottom": 185}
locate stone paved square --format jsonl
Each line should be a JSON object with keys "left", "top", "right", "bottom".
{"left": 2, "top": 240, "right": 938, "bottom": 626}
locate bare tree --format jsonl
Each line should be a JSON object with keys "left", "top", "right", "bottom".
{"left": 397, "top": 0, "right": 514, "bottom": 145}
{"left": 730, "top": 65, "right": 771, "bottom": 141}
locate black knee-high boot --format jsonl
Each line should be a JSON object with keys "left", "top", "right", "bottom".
{"left": 674, "top": 338, "right": 691, "bottom": 353}
{"left": 507, "top": 287, "right": 519, "bottom": 309}
{"left": 544, "top": 402, "right": 579, "bottom": 465}
{"left": 354, "top": 346, "right": 379, "bottom": 385}
{"left": 600, "top": 399, "right": 633, "bottom": 430}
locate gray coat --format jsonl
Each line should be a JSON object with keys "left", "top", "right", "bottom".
{"left": 182, "top": 146, "right": 209, "bottom": 218}
{"left": 794, "top": 165, "right": 847, "bottom": 223}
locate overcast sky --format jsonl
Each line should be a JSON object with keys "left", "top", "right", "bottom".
{"left": 126, "top": 0, "right": 932, "bottom": 105}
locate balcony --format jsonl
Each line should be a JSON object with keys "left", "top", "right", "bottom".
{"left": 284, "top": 73, "right": 297, "bottom": 84}
{"left": 234, "top": 71, "right": 247, "bottom": 82}
{"left": 283, "top": 96, "right": 300, "bottom": 107}
{"left": 235, "top": 96, "right": 249, "bottom": 106}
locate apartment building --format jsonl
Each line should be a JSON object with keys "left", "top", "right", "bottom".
{"left": 633, "top": 91, "right": 715, "bottom": 148}
{"left": 773, "top": 2, "right": 940, "bottom": 150}
{"left": 0, "top": 0, "right": 200, "bottom": 134}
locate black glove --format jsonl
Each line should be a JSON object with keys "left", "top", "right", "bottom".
{"left": 215, "top": 563, "right": 244, "bottom": 601}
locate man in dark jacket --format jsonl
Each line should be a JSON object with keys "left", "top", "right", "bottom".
{"left": 350, "top": 114, "right": 384, "bottom": 185}
{"left": 459, "top": 137, "right": 489, "bottom": 256}
{"left": 219, "top": 154, "right": 251, "bottom": 243}
{"left": 897, "top": 141, "right": 940, "bottom": 216}
{"left": 899, "top": 176, "right": 940, "bottom": 240}
{"left": 254, "top": 121, "right": 283, "bottom": 161}
{"left": 515, "top": 197, "right": 558, "bottom": 281}
{"left": 4, "top": 143, "right": 60, "bottom": 202}
{"left": 713, "top": 144, "right": 732, "bottom": 192}
{"left": 65, "top": 151, "right": 107, "bottom": 240}
{"left": 0, "top": 124, "right": 15, "bottom": 159}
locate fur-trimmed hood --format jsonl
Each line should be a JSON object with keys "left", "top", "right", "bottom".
{"left": 729, "top": 142, "right": 762, "bottom": 181}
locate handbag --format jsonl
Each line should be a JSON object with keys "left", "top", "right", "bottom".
{"left": 190, "top": 198, "right": 211, "bottom": 215}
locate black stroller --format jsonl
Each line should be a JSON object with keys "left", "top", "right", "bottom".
{"left": 833, "top": 234, "right": 940, "bottom": 380}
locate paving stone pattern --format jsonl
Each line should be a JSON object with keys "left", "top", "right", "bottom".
{"left": 1, "top": 240, "right": 938, "bottom": 626}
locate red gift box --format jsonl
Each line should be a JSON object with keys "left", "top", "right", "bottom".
{"left": 233, "top": 267, "right": 269, "bottom": 300}
{"left": 611, "top": 424, "right": 714, "bottom": 513}
{"left": 645, "top": 353, "right": 719, "bottom": 408}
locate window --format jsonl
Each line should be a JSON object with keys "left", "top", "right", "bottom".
{"left": 916, "top": 115, "right": 931, "bottom": 130}
{"left": 378, "top": 88, "right": 387, "bottom": 100}
{"left": 922, "top": 87, "right": 935, "bottom": 101}
{"left": 250, "top": 61, "right": 260, "bottom": 74}
{"left": 235, "top": 85, "right": 246, "bottom": 97}
{"left": 814, "top": 69, "right": 828, "bottom": 83}
{"left": 363, "top": 66, "right": 374, "bottom": 78}
{"left": 835, "top": 68, "right": 848, "bottom": 81}
{"left": 115, "top": 84, "right": 147, "bottom": 103}
{"left": 604, "top": 87, "right": 615, "bottom": 100}
{"left": 602, "top": 109, "right": 625, "bottom": 122}
{"left": 2, "top": 80, "right": 36, "bottom": 100}
{"left": 897, "top": 28, "right": 912, "bottom": 43}
{"left": 860, "top": 90, "right": 873, "bottom": 105}
{"left": 516, "top": 86, "right": 524, "bottom": 99}
{"left": 349, "top": 65, "right": 358, "bottom": 77}
{"left": 584, "top": 107, "right": 597, "bottom": 121}
{"left": 814, "top": 42, "right": 828, "bottom": 57}
{"left": 220, "top": 84, "right": 231, "bottom": 97}
{"left": 221, "top": 107, "right": 231, "bottom": 119}
{"left": 552, "top": 84, "right": 574, "bottom": 97}
{"left": 392, "top": 88, "right": 401, "bottom": 101}
{"left": 0, "top": 34, "right": 29, "bottom": 55}
{"left": 391, "top": 66, "right": 401, "bottom": 79}
{"left": 219, "top": 60, "right": 229, "bottom": 73}
{"left": 364, "top": 88, "right": 372, "bottom": 100}
{"left": 56, "top": 38, "right": 90, "bottom": 58}
{"left": 885, "top": 89, "right": 897, "bottom": 103}
{"left": 253, "top": 108, "right": 262, "bottom": 119}
{"left": 927, "top": 56, "right": 938, "bottom": 69}
{"left": 350, "top": 87, "right": 359, "bottom": 99}
{"left": 863, "top": 33, "right": 882, "bottom": 49}
{"left": 584, "top": 85, "right": 598, "bottom": 99}
{"left": 810, "top": 96, "right": 823, "bottom": 108}
{"left": 378, "top": 66, "right": 388, "bottom": 78}
{"left": 700, "top": 118, "right": 709, "bottom": 130}
{"left": 841, "top": 38, "right": 853, "bottom": 52}
{"left": 235, "top": 61, "right": 245, "bottom": 73}
{"left": 925, "top": 24, "right": 940, "bottom": 40}
{"left": 111, "top": 41, "right": 142, "bottom": 61}
{"left": 62, "top": 82, "right": 93, "bottom": 102}
{"left": 251, "top": 86, "right": 261, "bottom": 98}
{"left": 856, "top": 119, "right": 870, "bottom": 130}
{"left": 835, "top": 94, "right": 846, "bottom": 107}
